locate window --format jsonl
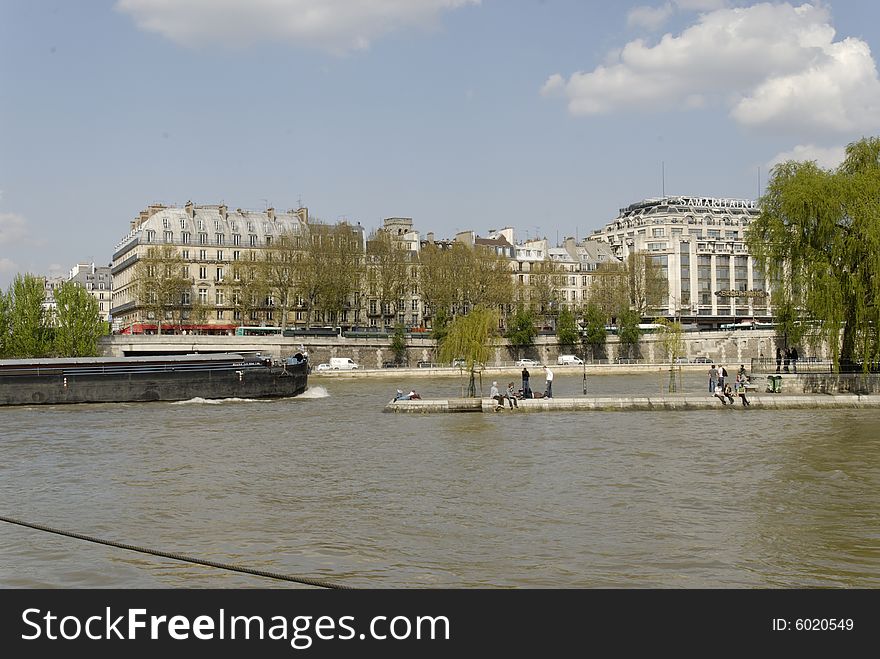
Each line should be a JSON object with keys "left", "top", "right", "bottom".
{"left": 199, "top": 266, "right": 207, "bottom": 280}
{"left": 216, "top": 267, "right": 224, "bottom": 281}
{"left": 182, "top": 232, "right": 191, "bottom": 244}
{"left": 180, "top": 219, "right": 186, "bottom": 230}
{"left": 145, "top": 230, "right": 155, "bottom": 243}
{"left": 216, "top": 310, "right": 224, "bottom": 320}
{"left": 233, "top": 250, "right": 240, "bottom": 261}
{"left": 181, "top": 291, "right": 190, "bottom": 305}
{"left": 652, "top": 228, "right": 664, "bottom": 237}
{"left": 197, "top": 219, "right": 204, "bottom": 231}
{"left": 217, "top": 250, "right": 224, "bottom": 261}
{"left": 265, "top": 236, "right": 272, "bottom": 247}
{"left": 199, "top": 233, "right": 208, "bottom": 244}
{"left": 216, "top": 289, "right": 225, "bottom": 305}
{"left": 232, "top": 234, "right": 241, "bottom": 246}
{"left": 249, "top": 235, "right": 258, "bottom": 247}
{"left": 216, "top": 233, "right": 224, "bottom": 245}
{"left": 214, "top": 220, "right": 221, "bottom": 231}
{"left": 198, "top": 288, "right": 207, "bottom": 304}
{"left": 182, "top": 249, "right": 190, "bottom": 260}
{"left": 164, "top": 231, "right": 173, "bottom": 243}
{"left": 412, "top": 299, "right": 418, "bottom": 311}
{"left": 162, "top": 218, "right": 169, "bottom": 229}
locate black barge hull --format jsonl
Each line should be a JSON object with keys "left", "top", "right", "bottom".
{"left": 0, "top": 354, "right": 308, "bottom": 406}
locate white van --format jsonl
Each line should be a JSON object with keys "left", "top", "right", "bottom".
{"left": 329, "top": 357, "right": 359, "bottom": 370}
{"left": 557, "top": 354, "right": 584, "bottom": 365}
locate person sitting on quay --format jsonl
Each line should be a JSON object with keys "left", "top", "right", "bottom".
{"left": 393, "top": 389, "right": 421, "bottom": 402}
{"left": 723, "top": 382, "right": 735, "bottom": 405}
{"left": 490, "top": 381, "right": 506, "bottom": 409}
{"left": 505, "top": 382, "right": 519, "bottom": 409}
{"left": 713, "top": 383, "right": 729, "bottom": 406}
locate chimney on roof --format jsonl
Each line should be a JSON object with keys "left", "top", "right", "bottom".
{"left": 185, "top": 200, "right": 194, "bottom": 218}
{"left": 427, "top": 232, "right": 435, "bottom": 243}
{"left": 219, "top": 203, "right": 227, "bottom": 220}
{"left": 267, "top": 207, "right": 275, "bottom": 222}
{"left": 296, "top": 207, "right": 308, "bottom": 223}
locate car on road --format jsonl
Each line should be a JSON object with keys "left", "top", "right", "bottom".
{"left": 315, "top": 363, "right": 331, "bottom": 372}
{"left": 515, "top": 358, "right": 539, "bottom": 367}
{"left": 692, "top": 356, "right": 712, "bottom": 363}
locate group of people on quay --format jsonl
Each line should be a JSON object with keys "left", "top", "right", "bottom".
{"left": 490, "top": 365, "right": 555, "bottom": 409}
{"left": 775, "top": 346, "right": 799, "bottom": 373}
{"left": 709, "top": 364, "right": 752, "bottom": 407}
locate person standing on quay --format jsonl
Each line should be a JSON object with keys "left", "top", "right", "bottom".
{"left": 791, "top": 346, "right": 798, "bottom": 373}
{"left": 708, "top": 364, "right": 719, "bottom": 393}
{"left": 776, "top": 347, "right": 782, "bottom": 373}
{"left": 783, "top": 347, "right": 791, "bottom": 373}
{"left": 543, "top": 365, "right": 554, "bottom": 398}
{"left": 522, "top": 366, "right": 531, "bottom": 399}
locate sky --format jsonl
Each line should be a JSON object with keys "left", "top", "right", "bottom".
{"left": 2, "top": 0, "right": 880, "bottom": 288}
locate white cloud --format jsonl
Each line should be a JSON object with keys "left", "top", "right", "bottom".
{"left": 542, "top": 2, "right": 880, "bottom": 138}
{"left": 0, "top": 258, "right": 18, "bottom": 275}
{"left": 767, "top": 143, "right": 846, "bottom": 170}
{"left": 116, "top": 0, "right": 480, "bottom": 54}
{"left": 0, "top": 212, "right": 29, "bottom": 246}
{"left": 628, "top": 3, "right": 674, "bottom": 31}
{"left": 674, "top": 0, "right": 728, "bottom": 10}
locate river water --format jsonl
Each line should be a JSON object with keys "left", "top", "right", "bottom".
{"left": 2, "top": 372, "right": 879, "bottom": 588}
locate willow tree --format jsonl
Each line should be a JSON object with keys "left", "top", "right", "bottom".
{"left": 53, "top": 281, "right": 102, "bottom": 357}
{"left": 654, "top": 317, "right": 684, "bottom": 392}
{"left": 746, "top": 137, "right": 880, "bottom": 368}
{"left": 437, "top": 305, "right": 499, "bottom": 397}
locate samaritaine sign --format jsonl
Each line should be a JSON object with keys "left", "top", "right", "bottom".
{"left": 714, "top": 290, "right": 768, "bottom": 298}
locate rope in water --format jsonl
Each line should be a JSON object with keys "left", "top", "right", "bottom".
{"left": 0, "top": 514, "right": 351, "bottom": 589}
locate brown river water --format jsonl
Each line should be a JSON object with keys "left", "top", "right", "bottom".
{"left": 1, "top": 372, "right": 879, "bottom": 588}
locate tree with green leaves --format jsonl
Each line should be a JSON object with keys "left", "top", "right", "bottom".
{"left": 437, "top": 305, "right": 499, "bottom": 397}
{"left": 654, "top": 317, "right": 684, "bottom": 391}
{"left": 626, "top": 251, "right": 668, "bottom": 316}
{"left": 366, "top": 230, "right": 410, "bottom": 328}
{"left": 581, "top": 302, "right": 607, "bottom": 362}
{"left": 262, "top": 230, "right": 300, "bottom": 329}
{"left": 590, "top": 261, "right": 629, "bottom": 322}
{"left": 747, "top": 136, "right": 880, "bottom": 368}
{"left": 505, "top": 306, "right": 537, "bottom": 361}
{"left": 7, "top": 274, "right": 50, "bottom": 358}
{"left": 298, "top": 221, "right": 363, "bottom": 327}
{"left": 616, "top": 308, "right": 642, "bottom": 361}
{"left": 556, "top": 306, "right": 579, "bottom": 348}
{"left": 390, "top": 323, "right": 407, "bottom": 364}
{"left": 528, "top": 259, "right": 563, "bottom": 325}
{"left": 136, "top": 246, "right": 190, "bottom": 335}
{"left": 0, "top": 287, "right": 9, "bottom": 358}
{"left": 53, "top": 281, "right": 102, "bottom": 357}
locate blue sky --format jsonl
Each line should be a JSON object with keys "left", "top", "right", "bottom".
{"left": 2, "top": 0, "right": 880, "bottom": 288}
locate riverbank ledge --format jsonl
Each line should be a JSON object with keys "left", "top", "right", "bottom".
{"left": 384, "top": 394, "right": 880, "bottom": 413}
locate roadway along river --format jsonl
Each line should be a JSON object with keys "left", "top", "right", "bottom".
{"left": 1, "top": 372, "right": 878, "bottom": 588}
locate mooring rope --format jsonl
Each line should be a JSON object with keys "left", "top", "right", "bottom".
{"left": 0, "top": 515, "right": 351, "bottom": 589}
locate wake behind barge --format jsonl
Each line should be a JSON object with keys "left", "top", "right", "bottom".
{"left": 0, "top": 353, "right": 308, "bottom": 406}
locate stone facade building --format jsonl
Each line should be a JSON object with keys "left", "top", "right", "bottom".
{"left": 110, "top": 202, "right": 310, "bottom": 333}
{"left": 68, "top": 262, "right": 112, "bottom": 322}
{"left": 592, "top": 196, "right": 771, "bottom": 326}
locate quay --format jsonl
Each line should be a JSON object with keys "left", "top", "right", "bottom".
{"left": 384, "top": 394, "right": 880, "bottom": 413}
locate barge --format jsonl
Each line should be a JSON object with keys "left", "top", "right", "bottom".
{"left": 0, "top": 353, "right": 308, "bottom": 406}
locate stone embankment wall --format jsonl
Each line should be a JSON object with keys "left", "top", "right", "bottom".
{"left": 102, "top": 329, "right": 803, "bottom": 368}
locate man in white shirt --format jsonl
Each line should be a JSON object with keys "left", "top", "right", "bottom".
{"left": 543, "top": 366, "right": 554, "bottom": 398}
